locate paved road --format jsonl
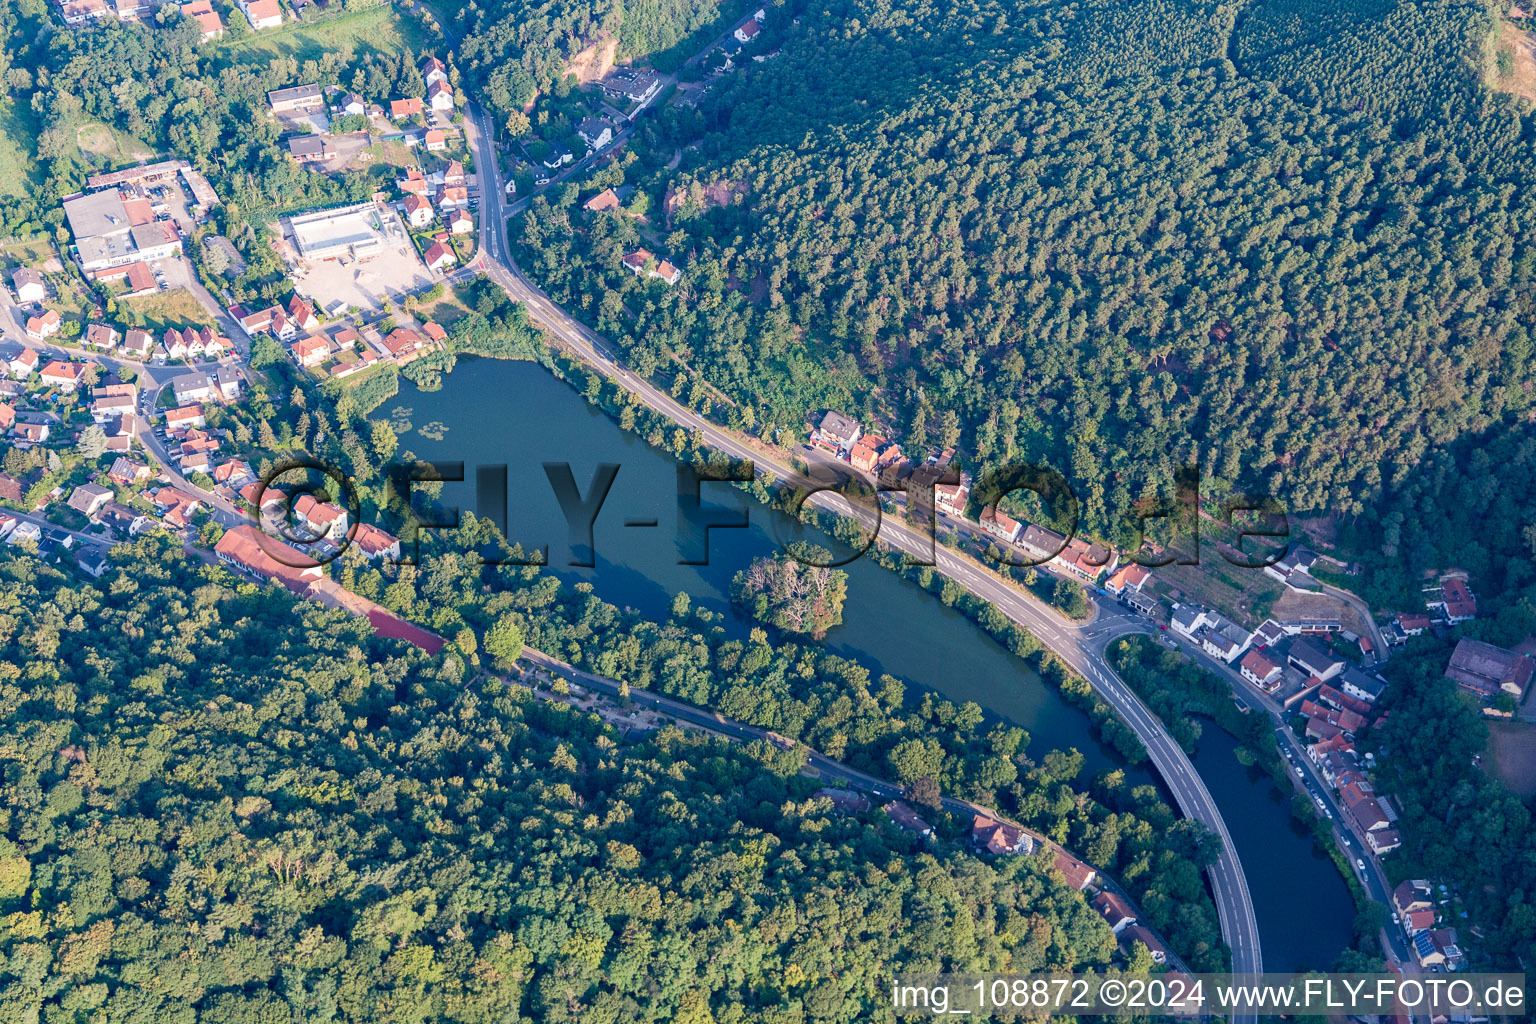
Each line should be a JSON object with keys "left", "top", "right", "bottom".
{"left": 461, "top": 106, "right": 1264, "bottom": 991}
{"left": 1156, "top": 626, "right": 1411, "bottom": 965}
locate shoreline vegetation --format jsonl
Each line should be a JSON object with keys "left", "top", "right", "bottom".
{"left": 366, "top": 306, "right": 1232, "bottom": 970}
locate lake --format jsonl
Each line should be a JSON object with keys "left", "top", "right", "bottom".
{"left": 385, "top": 356, "right": 1353, "bottom": 970}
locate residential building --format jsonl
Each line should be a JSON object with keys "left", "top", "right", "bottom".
{"left": 435, "top": 185, "right": 469, "bottom": 210}
{"left": 1052, "top": 536, "right": 1116, "bottom": 583}
{"left": 1201, "top": 620, "right": 1253, "bottom": 664}
{"left": 541, "top": 144, "right": 573, "bottom": 168}
{"left": 26, "top": 310, "right": 61, "bottom": 340}
{"left": 1263, "top": 545, "right": 1320, "bottom": 589}
{"left": 108, "top": 458, "right": 151, "bottom": 487}
{"left": 585, "top": 188, "right": 621, "bottom": 212}
{"left": 811, "top": 410, "right": 860, "bottom": 453}
{"left": 423, "top": 240, "right": 456, "bottom": 271}
{"left": 1337, "top": 665, "right": 1386, "bottom": 703}
{"left": 427, "top": 80, "right": 455, "bottom": 112}
{"left": 601, "top": 68, "right": 662, "bottom": 105}
{"left": 1443, "top": 638, "right": 1533, "bottom": 701}
{"left": 577, "top": 117, "right": 612, "bottom": 150}
{"left": 90, "top": 384, "right": 136, "bottom": 424}
{"left": 424, "top": 129, "right": 447, "bottom": 152}
{"left": 120, "top": 329, "right": 155, "bottom": 361}
{"left": 1366, "top": 828, "right": 1401, "bottom": 855}
{"left": 11, "top": 267, "right": 46, "bottom": 303}
{"left": 420, "top": 55, "right": 449, "bottom": 87}
{"left": 402, "top": 193, "right": 434, "bottom": 228}
{"left": 268, "top": 84, "right": 324, "bottom": 115}
{"left": 391, "top": 97, "right": 424, "bottom": 119}
{"left": 1170, "top": 604, "right": 1213, "bottom": 640}
{"left": 1091, "top": 891, "right": 1137, "bottom": 934}
{"left": 622, "top": 248, "right": 681, "bottom": 284}
{"left": 1051, "top": 850, "right": 1096, "bottom": 891}
{"left": 1240, "top": 649, "right": 1283, "bottom": 689}
{"left": 1105, "top": 563, "right": 1151, "bottom": 597}
{"left": 441, "top": 160, "right": 466, "bottom": 186}
{"left": 980, "top": 505, "right": 1022, "bottom": 545}
{"left": 9, "top": 348, "right": 39, "bottom": 379}
{"left": 67, "top": 483, "right": 113, "bottom": 518}
{"left": 181, "top": 0, "right": 225, "bottom": 39}
{"left": 165, "top": 404, "right": 205, "bottom": 430}
{"left": 293, "top": 494, "right": 348, "bottom": 540}
{"left": 934, "top": 479, "right": 969, "bottom": 516}
{"left": 448, "top": 209, "right": 473, "bottom": 235}
{"left": 6, "top": 520, "right": 42, "bottom": 547}
{"left": 1119, "top": 924, "right": 1168, "bottom": 964}
{"left": 970, "top": 814, "right": 1034, "bottom": 855}
{"left": 85, "top": 323, "right": 120, "bottom": 349}
{"left": 240, "top": 0, "right": 282, "bottom": 28}
{"left": 13, "top": 422, "right": 48, "bottom": 446}
{"left": 881, "top": 800, "right": 932, "bottom": 837}
{"left": 1428, "top": 577, "right": 1478, "bottom": 623}
{"left": 0, "top": 473, "right": 21, "bottom": 502}
{"left": 150, "top": 488, "right": 202, "bottom": 530}
{"left": 352, "top": 523, "right": 401, "bottom": 562}
{"left": 1018, "top": 523, "right": 1068, "bottom": 563}
{"left": 735, "top": 17, "right": 761, "bottom": 42}
{"left": 0, "top": 403, "right": 13, "bottom": 434}
{"left": 40, "top": 360, "right": 86, "bottom": 393}
{"left": 398, "top": 168, "right": 429, "bottom": 196}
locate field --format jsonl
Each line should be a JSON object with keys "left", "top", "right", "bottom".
{"left": 413, "top": 285, "right": 473, "bottom": 325}
{"left": 119, "top": 289, "right": 217, "bottom": 330}
{"left": 1485, "top": 719, "right": 1536, "bottom": 797}
{"left": 0, "top": 237, "right": 57, "bottom": 269}
{"left": 218, "top": 6, "right": 429, "bottom": 64}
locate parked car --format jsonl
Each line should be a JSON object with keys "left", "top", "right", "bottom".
{"left": 1356, "top": 859, "right": 1367, "bottom": 871}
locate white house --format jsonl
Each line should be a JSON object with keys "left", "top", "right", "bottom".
{"left": 11, "top": 268, "right": 46, "bottom": 304}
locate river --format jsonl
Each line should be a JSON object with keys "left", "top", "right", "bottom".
{"left": 384, "top": 356, "right": 1353, "bottom": 970}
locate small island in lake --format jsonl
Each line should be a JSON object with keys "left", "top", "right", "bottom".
{"left": 732, "top": 547, "right": 849, "bottom": 639}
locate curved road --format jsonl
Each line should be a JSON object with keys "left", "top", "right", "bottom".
{"left": 459, "top": 105, "right": 1263, "bottom": 989}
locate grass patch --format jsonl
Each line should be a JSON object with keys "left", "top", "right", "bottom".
{"left": 414, "top": 286, "right": 473, "bottom": 326}
{"left": 0, "top": 237, "right": 56, "bottom": 268}
{"left": 217, "top": 6, "right": 426, "bottom": 64}
{"left": 119, "top": 289, "right": 216, "bottom": 330}
{"left": 73, "top": 122, "right": 156, "bottom": 170}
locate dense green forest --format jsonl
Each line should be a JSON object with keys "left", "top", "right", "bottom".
{"left": 517, "top": 0, "right": 1536, "bottom": 572}
{"left": 0, "top": 540, "right": 1133, "bottom": 1022}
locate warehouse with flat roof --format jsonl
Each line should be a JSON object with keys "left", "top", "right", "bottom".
{"left": 288, "top": 204, "right": 386, "bottom": 260}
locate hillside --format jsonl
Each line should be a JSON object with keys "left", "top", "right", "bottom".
{"left": 518, "top": 0, "right": 1536, "bottom": 565}
{"left": 0, "top": 539, "right": 1118, "bottom": 1022}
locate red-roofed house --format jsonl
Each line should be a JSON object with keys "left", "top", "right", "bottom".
{"left": 26, "top": 310, "right": 60, "bottom": 340}
{"left": 423, "top": 240, "right": 456, "bottom": 271}
{"left": 1105, "top": 563, "right": 1151, "bottom": 597}
{"left": 40, "top": 360, "right": 86, "bottom": 393}
{"left": 165, "top": 404, "right": 206, "bottom": 430}
{"left": 403, "top": 193, "right": 434, "bottom": 228}
{"left": 391, "top": 97, "right": 423, "bottom": 118}
{"left": 242, "top": 0, "right": 282, "bottom": 29}
{"left": 1051, "top": 849, "right": 1096, "bottom": 891}
{"left": 292, "top": 493, "right": 348, "bottom": 540}
{"left": 970, "top": 814, "right": 1033, "bottom": 855}
{"left": 292, "top": 334, "right": 330, "bottom": 369}
{"left": 9, "top": 348, "right": 39, "bottom": 379}
{"left": 352, "top": 523, "right": 401, "bottom": 562}
{"left": 1430, "top": 578, "right": 1478, "bottom": 623}
{"left": 1240, "top": 649, "right": 1283, "bottom": 689}
{"left": 980, "top": 505, "right": 1021, "bottom": 545}
{"left": 1091, "top": 891, "right": 1137, "bottom": 934}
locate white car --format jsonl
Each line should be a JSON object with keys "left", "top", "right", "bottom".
{"left": 1356, "top": 859, "right": 1367, "bottom": 871}
{"left": 1315, "top": 795, "right": 1327, "bottom": 811}
{"left": 1294, "top": 766, "right": 1304, "bottom": 778}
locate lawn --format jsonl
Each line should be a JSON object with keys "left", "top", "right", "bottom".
{"left": 119, "top": 289, "right": 217, "bottom": 330}
{"left": 218, "top": 6, "right": 429, "bottom": 64}
{"left": 414, "top": 285, "right": 473, "bottom": 325}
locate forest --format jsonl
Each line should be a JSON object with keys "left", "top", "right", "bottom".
{"left": 516, "top": 0, "right": 1536, "bottom": 573}
{"left": 0, "top": 539, "right": 1134, "bottom": 1023}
